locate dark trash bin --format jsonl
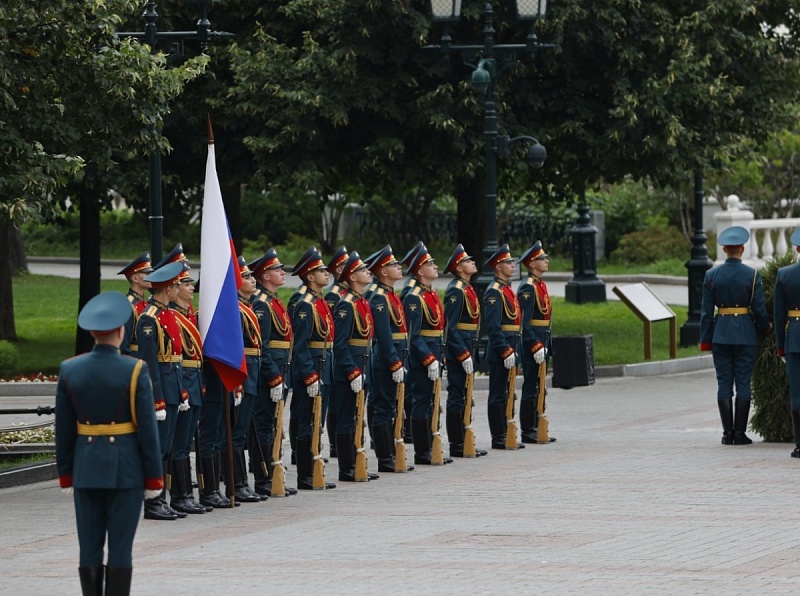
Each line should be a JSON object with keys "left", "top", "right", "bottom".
{"left": 552, "top": 335, "right": 595, "bottom": 389}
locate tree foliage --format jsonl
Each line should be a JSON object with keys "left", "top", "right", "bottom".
{"left": 752, "top": 250, "right": 795, "bottom": 442}
{"left": 0, "top": 0, "right": 208, "bottom": 341}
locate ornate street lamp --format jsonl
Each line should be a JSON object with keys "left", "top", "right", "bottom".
{"left": 680, "top": 171, "right": 712, "bottom": 346}
{"left": 119, "top": 1, "right": 232, "bottom": 263}
{"left": 427, "top": 0, "right": 550, "bottom": 366}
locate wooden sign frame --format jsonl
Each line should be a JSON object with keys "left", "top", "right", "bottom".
{"left": 612, "top": 282, "right": 677, "bottom": 360}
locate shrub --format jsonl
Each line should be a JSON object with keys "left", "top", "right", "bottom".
{"left": 752, "top": 251, "right": 795, "bottom": 442}
{"left": 609, "top": 225, "right": 688, "bottom": 265}
{"left": 0, "top": 341, "right": 19, "bottom": 377}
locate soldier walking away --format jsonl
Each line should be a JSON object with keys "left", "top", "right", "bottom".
{"left": 700, "top": 226, "right": 770, "bottom": 445}
{"left": 56, "top": 292, "right": 163, "bottom": 596}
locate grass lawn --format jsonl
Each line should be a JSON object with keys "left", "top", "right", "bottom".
{"left": 8, "top": 273, "right": 700, "bottom": 375}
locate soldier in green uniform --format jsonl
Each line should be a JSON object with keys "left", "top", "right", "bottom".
{"left": 57, "top": 292, "right": 163, "bottom": 596}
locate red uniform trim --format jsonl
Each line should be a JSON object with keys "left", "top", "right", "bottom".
{"left": 145, "top": 477, "right": 165, "bottom": 490}
{"left": 59, "top": 475, "right": 73, "bottom": 488}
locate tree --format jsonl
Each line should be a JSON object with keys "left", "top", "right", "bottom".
{"left": 0, "top": 0, "right": 207, "bottom": 343}
{"left": 220, "top": 0, "right": 800, "bottom": 257}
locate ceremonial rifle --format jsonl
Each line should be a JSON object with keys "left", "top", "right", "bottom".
{"left": 311, "top": 336, "right": 328, "bottom": 489}
{"left": 505, "top": 334, "right": 520, "bottom": 450}
{"left": 462, "top": 319, "right": 480, "bottom": 458}
{"left": 536, "top": 360, "right": 549, "bottom": 443}
{"left": 430, "top": 326, "right": 447, "bottom": 465}
{"left": 270, "top": 341, "right": 293, "bottom": 497}
{"left": 354, "top": 387, "right": 368, "bottom": 481}
{"left": 393, "top": 347, "right": 410, "bottom": 472}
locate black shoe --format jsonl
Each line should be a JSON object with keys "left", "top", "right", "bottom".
{"left": 721, "top": 432, "right": 734, "bottom": 445}
{"left": 338, "top": 471, "right": 357, "bottom": 482}
{"left": 520, "top": 432, "right": 538, "bottom": 444}
{"left": 475, "top": 448, "right": 488, "bottom": 457}
{"left": 200, "top": 491, "right": 231, "bottom": 509}
{"left": 792, "top": 446, "right": 800, "bottom": 458}
{"left": 234, "top": 486, "right": 263, "bottom": 502}
{"left": 377, "top": 460, "right": 396, "bottom": 473}
{"left": 162, "top": 502, "right": 187, "bottom": 518}
{"left": 144, "top": 499, "right": 178, "bottom": 521}
{"left": 491, "top": 438, "right": 507, "bottom": 449}
{"left": 170, "top": 497, "right": 206, "bottom": 514}
{"left": 732, "top": 433, "right": 753, "bottom": 445}
{"left": 368, "top": 472, "right": 380, "bottom": 480}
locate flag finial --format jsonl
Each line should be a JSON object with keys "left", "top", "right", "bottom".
{"left": 206, "top": 114, "right": 214, "bottom": 145}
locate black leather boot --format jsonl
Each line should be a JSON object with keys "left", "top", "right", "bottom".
{"left": 488, "top": 404, "right": 507, "bottom": 449}
{"left": 336, "top": 432, "right": 357, "bottom": 481}
{"left": 252, "top": 437, "right": 273, "bottom": 497}
{"left": 792, "top": 410, "right": 800, "bottom": 457}
{"left": 296, "top": 438, "right": 314, "bottom": 490}
{"left": 718, "top": 399, "right": 734, "bottom": 444}
{"left": 169, "top": 458, "right": 206, "bottom": 514}
{"left": 231, "top": 450, "right": 262, "bottom": 502}
{"left": 199, "top": 457, "right": 229, "bottom": 509}
{"left": 412, "top": 418, "right": 432, "bottom": 465}
{"left": 289, "top": 417, "right": 298, "bottom": 465}
{"left": 78, "top": 565, "right": 103, "bottom": 596}
{"left": 520, "top": 399, "right": 537, "bottom": 444}
{"left": 374, "top": 423, "right": 396, "bottom": 472}
{"left": 184, "top": 458, "right": 211, "bottom": 512}
{"left": 160, "top": 458, "right": 187, "bottom": 518}
{"left": 327, "top": 409, "right": 338, "bottom": 458}
{"left": 105, "top": 566, "right": 132, "bottom": 596}
{"left": 733, "top": 398, "right": 753, "bottom": 445}
{"left": 143, "top": 496, "right": 177, "bottom": 521}
{"left": 446, "top": 409, "right": 465, "bottom": 457}
{"left": 213, "top": 453, "right": 236, "bottom": 507}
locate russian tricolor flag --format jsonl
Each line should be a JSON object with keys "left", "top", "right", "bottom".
{"left": 198, "top": 131, "right": 247, "bottom": 391}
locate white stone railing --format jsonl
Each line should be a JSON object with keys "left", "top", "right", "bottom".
{"left": 715, "top": 195, "right": 800, "bottom": 267}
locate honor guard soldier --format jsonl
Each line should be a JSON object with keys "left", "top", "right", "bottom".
{"left": 117, "top": 251, "right": 153, "bottom": 355}
{"left": 291, "top": 248, "right": 337, "bottom": 490}
{"left": 368, "top": 245, "right": 414, "bottom": 472}
{"left": 324, "top": 245, "right": 349, "bottom": 458}
{"left": 483, "top": 244, "right": 525, "bottom": 450}
{"left": 168, "top": 263, "right": 208, "bottom": 514}
{"left": 444, "top": 244, "right": 487, "bottom": 457}
{"left": 224, "top": 256, "right": 265, "bottom": 503}
{"left": 137, "top": 261, "right": 191, "bottom": 520}
{"left": 333, "top": 251, "right": 379, "bottom": 481}
{"left": 249, "top": 248, "right": 297, "bottom": 496}
{"left": 398, "top": 241, "right": 425, "bottom": 442}
{"left": 517, "top": 241, "right": 556, "bottom": 444}
{"left": 56, "top": 292, "right": 163, "bottom": 596}
{"left": 403, "top": 243, "right": 451, "bottom": 465}
{"left": 775, "top": 227, "right": 800, "bottom": 457}
{"left": 287, "top": 246, "right": 317, "bottom": 464}
{"left": 700, "top": 226, "right": 770, "bottom": 445}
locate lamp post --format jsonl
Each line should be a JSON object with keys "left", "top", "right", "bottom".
{"left": 680, "top": 170, "right": 713, "bottom": 346}
{"left": 564, "top": 201, "right": 606, "bottom": 303}
{"left": 119, "top": 1, "right": 232, "bottom": 263}
{"left": 427, "top": 0, "right": 549, "bottom": 368}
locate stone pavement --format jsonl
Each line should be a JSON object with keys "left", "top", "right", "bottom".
{"left": 2, "top": 368, "right": 800, "bottom": 595}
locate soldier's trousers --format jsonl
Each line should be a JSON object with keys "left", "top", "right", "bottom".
{"left": 520, "top": 350, "right": 540, "bottom": 404}
{"left": 446, "top": 359, "right": 466, "bottom": 413}
{"left": 158, "top": 404, "right": 179, "bottom": 460}
{"left": 231, "top": 392, "right": 258, "bottom": 451}
{"left": 787, "top": 353, "right": 800, "bottom": 409}
{"left": 409, "top": 367, "right": 434, "bottom": 420}
{"left": 172, "top": 405, "right": 201, "bottom": 460}
{"left": 712, "top": 343, "right": 755, "bottom": 401}
{"left": 197, "top": 399, "right": 225, "bottom": 458}
{"left": 487, "top": 359, "right": 510, "bottom": 409}
{"left": 74, "top": 488, "right": 141, "bottom": 567}
{"left": 369, "top": 368, "right": 397, "bottom": 427}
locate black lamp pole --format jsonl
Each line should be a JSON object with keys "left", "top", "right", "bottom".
{"left": 427, "top": 1, "right": 549, "bottom": 367}
{"left": 120, "top": 0, "right": 232, "bottom": 263}
{"left": 680, "top": 170, "right": 712, "bottom": 346}
{"left": 564, "top": 200, "right": 606, "bottom": 303}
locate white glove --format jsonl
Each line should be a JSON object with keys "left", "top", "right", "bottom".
{"left": 392, "top": 368, "right": 405, "bottom": 384}
{"left": 155, "top": 409, "right": 166, "bottom": 421}
{"left": 427, "top": 360, "right": 440, "bottom": 381}
{"left": 144, "top": 489, "right": 161, "bottom": 500}
{"left": 178, "top": 400, "right": 190, "bottom": 412}
{"left": 61, "top": 487, "right": 73, "bottom": 496}
{"left": 270, "top": 384, "right": 283, "bottom": 402}
{"left": 307, "top": 380, "right": 320, "bottom": 397}
{"left": 350, "top": 374, "right": 364, "bottom": 393}
{"left": 503, "top": 353, "right": 516, "bottom": 370}
{"left": 462, "top": 357, "right": 474, "bottom": 375}
{"left": 533, "top": 347, "right": 546, "bottom": 364}
{"left": 781, "top": 356, "right": 787, "bottom": 365}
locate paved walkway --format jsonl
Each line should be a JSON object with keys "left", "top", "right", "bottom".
{"left": 2, "top": 369, "right": 799, "bottom": 595}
